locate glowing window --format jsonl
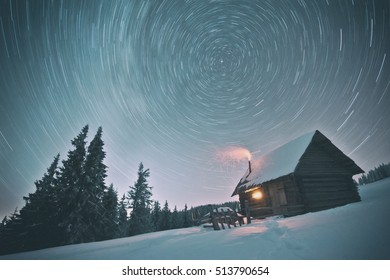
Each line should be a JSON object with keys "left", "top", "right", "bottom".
{"left": 252, "top": 191, "right": 263, "bottom": 199}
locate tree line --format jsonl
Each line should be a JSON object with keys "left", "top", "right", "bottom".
{"left": 357, "top": 162, "right": 390, "bottom": 185}
{"left": 0, "top": 125, "right": 236, "bottom": 255}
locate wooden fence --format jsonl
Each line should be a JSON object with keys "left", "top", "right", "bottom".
{"left": 195, "top": 205, "right": 245, "bottom": 230}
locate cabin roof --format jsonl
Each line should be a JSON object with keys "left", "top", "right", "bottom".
{"left": 232, "top": 130, "right": 364, "bottom": 196}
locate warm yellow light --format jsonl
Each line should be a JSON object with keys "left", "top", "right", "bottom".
{"left": 252, "top": 191, "right": 263, "bottom": 199}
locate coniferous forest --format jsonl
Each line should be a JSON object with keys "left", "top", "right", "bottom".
{"left": 357, "top": 163, "right": 390, "bottom": 185}
{"left": 0, "top": 125, "right": 236, "bottom": 256}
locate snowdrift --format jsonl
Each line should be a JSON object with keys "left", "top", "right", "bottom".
{"left": 2, "top": 178, "right": 390, "bottom": 260}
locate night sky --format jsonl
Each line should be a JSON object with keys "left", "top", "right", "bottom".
{"left": 1, "top": 0, "right": 389, "bottom": 219}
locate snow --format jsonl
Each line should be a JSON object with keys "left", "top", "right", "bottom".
{"left": 214, "top": 206, "right": 234, "bottom": 213}
{"left": 237, "top": 131, "right": 316, "bottom": 192}
{"left": 2, "top": 178, "right": 390, "bottom": 260}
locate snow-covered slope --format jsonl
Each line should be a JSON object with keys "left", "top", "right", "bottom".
{"left": 2, "top": 178, "right": 390, "bottom": 260}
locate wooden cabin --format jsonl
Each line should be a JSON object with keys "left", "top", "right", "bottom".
{"left": 232, "top": 130, "right": 364, "bottom": 218}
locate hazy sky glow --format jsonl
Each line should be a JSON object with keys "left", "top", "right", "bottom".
{"left": 0, "top": 0, "right": 389, "bottom": 218}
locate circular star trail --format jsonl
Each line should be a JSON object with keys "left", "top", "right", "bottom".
{"left": 0, "top": 0, "right": 389, "bottom": 217}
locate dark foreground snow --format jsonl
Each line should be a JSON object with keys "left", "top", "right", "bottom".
{"left": 2, "top": 178, "right": 390, "bottom": 260}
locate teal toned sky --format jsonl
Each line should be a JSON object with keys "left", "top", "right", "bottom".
{"left": 0, "top": 0, "right": 389, "bottom": 218}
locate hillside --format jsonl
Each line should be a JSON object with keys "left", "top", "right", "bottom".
{"left": 2, "top": 178, "right": 390, "bottom": 260}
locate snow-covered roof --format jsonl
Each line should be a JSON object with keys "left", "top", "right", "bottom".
{"left": 233, "top": 130, "right": 317, "bottom": 195}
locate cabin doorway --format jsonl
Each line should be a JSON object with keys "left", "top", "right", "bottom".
{"left": 269, "top": 185, "right": 287, "bottom": 215}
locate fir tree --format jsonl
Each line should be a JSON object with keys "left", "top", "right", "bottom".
{"left": 117, "top": 194, "right": 129, "bottom": 238}
{"left": 0, "top": 209, "right": 22, "bottom": 255}
{"left": 182, "top": 203, "right": 190, "bottom": 228}
{"left": 171, "top": 205, "right": 180, "bottom": 229}
{"left": 0, "top": 154, "right": 62, "bottom": 254}
{"left": 101, "top": 184, "right": 118, "bottom": 240}
{"left": 159, "top": 200, "right": 171, "bottom": 231}
{"left": 127, "top": 163, "right": 153, "bottom": 236}
{"left": 0, "top": 216, "right": 7, "bottom": 231}
{"left": 18, "top": 154, "right": 61, "bottom": 249}
{"left": 151, "top": 201, "right": 161, "bottom": 231}
{"left": 56, "top": 125, "right": 89, "bottom": 244}
{"left": 83, "top": 126, "right": 108, "bottom": 241}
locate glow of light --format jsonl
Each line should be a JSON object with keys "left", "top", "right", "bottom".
{"left": 252, "top": 191, "right": 263, "bottom": 200}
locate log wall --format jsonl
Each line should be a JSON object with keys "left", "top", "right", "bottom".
{"left": 239, "top": 175, "right": 306, "bottom": 218}
{"left": 295, "top": 142, "right": 361, "bottom": 212}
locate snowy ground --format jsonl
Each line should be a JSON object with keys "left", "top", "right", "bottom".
{"left": 2, "top": 178, "right": 390, "bottom": 260}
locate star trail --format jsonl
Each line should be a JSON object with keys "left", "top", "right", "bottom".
{"left": 0, "top": 0, "right": 389, "bottom": 218}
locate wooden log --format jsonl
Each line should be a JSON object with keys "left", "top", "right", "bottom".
{"left": 237, "top": 213, "right": 244, "bottom": 226}
{"left": 229, "top": 210, "right": 237, "bottom": 227}
{"left": 203, "top": 224, "right": 214, "bottom": 228}
{"left": 215, "top": 207, "right": 225, "bottom": 229}
{"left": 221, "top": 209, "right": 231, "bottom": 228}
{"left": 209, "top": 205, "right": 220, "bottom": 230}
